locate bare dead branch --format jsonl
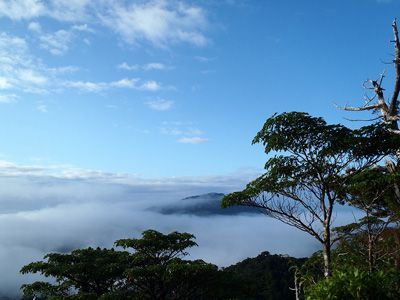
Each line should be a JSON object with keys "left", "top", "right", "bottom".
{"left": 390, "top": 18, "right": 400, "bottom": 119}
{"left": 335, "top": 103, "right": 380, "bottom": 111}
{"left": 343, "top": 116, "right": 381, "bottom": 122}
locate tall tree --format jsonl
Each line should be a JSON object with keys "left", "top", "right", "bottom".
{"left": 20, "top": 230, "right": 219, "bottom": 300}
{"left": 115, "top": 230, "right": 218, "bottom": 300}
{"left": 20, "top": 247, "right": 130, "bottom": 299}
{"left": 221, "top": 112, "right": 394, "bottom": 277}
{"left": 335, "top": 168, "right": 400, "bottom": 272}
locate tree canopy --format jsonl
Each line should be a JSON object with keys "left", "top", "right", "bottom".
{"left": 20, "top": 230, "right": 218, "bottom": 300}
{"left": 222, "top": 112, "right": 396, "bottom": 277}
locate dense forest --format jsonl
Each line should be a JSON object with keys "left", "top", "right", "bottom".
{"left": 16, "top": 19, "right": 400, "bottom": 300}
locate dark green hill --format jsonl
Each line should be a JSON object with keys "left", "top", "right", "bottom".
{"left": 219, "top": 251, "right": 306, "bottom": 300}
{"left": 158, "top": 192, "right": 260, "bottom": 216}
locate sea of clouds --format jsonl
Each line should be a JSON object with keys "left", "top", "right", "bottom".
{"left": 0, "top": 161, "right": 360, "bottom": 296}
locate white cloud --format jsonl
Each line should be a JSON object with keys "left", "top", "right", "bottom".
{"left": 65, "top": 80, "right": 107, "bottom": 92}
{"left": 145, "top": 99, "right": 174, "bottom": 111}
{"left": 0, "top": 160, "right": 327, "bottom": 296}
{"left": 29, "top": 21, "right": 94, "bottom": 56}
{"left": 143, "top": 62, "right": 166, "bottom": 70}
{"left": 47, "top": 66, "right": 79, "bottom": 74}
{"left": 110, "top": 78, "right": 139, "bottom": 88}
{"left": 0, "top": 77, "right": 12, "bottom": 89}
{"left": 47, "top": 0, "right": 92, "bottom": 22}
{"left": 36, "top": 102, "right": 48, "bottom": 112}
{"left": 118, "top": 62, "right": 168, "bottom": 71}
{"left": 118, "top": 62, "right": 139, "bottom": 71}
{"left": 65, "top": 78, "right": 162, "bottom": 92}
{"left": 0, "top": 94, "right": 17, "bottom": 103}
{"left": 17, "top": 69, "right": 48, "bottom": 85}
{"left": 161, "top": 127, "right": 203, "bottom": 136}
{"left": 27, "top": 21, "right": 42, "bottom": 33}
{"left": 140, "top": 80, "right": 161, "bottom": 91}
{"left": 0, "top": 32, "right": 84, "bottom": 94}
{"left": 194, "top": 56, "right": 213, "bottom": 62}
{"left": 160, "top": 123, "right": 208, "bottom": 143}
{"left": 0, "top": 1, "right": 210, "bottom": 49}
{"left": 101, "top": 0, "right": 208, "bottom": 47}
{"left": 39, "top": 29, "right": 73, "bottom": 56}
{"left": 71, "top": 23, "right": 94, "bottom": 33}
{"left": 178, "top": 137, "right": 209, "bottom": 144}
{"left": 0, "top": 0, "right": 93, "bottom": 22}
{"left": 0, "top": 0, "right": 45, "bottom": 20}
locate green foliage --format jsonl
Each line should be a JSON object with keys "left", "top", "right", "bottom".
{"left": 20, "top": 247, "right": 129, "bottom": 299}
{"left": 222, "top": 114, "right": 396, "bottom": 210}
{"left": 115, "top": 230, "right": 217, "bottom": 300}
{"left": 115, "top": 229, "right": 197, "bottom": 260}
{"left": 222, "top": 112, "right": 392, "bottom": 277}
{"left": 342, "top": 168, "right": 400, "bottom": 216}
{"left": 305, "top": 267, "right": 400, "bottom": 300}
{"left": 220, "top": 251, "right": 305, "bottom": 300}
{"left": 222, "top": 112, "right": 356, "bottom": 208}
{"left": 20, "top": 230, "right": 219, "bottom": 300}
{"left": 252, "top": 112, "right": 353, "bottom": 155}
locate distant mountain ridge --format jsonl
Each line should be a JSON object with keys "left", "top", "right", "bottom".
{"left": 157, "top": 192, "right": 261, "bottom": 216}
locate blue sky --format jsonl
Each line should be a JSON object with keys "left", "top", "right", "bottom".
{"left": 0, "top": 0, "right": 398, "bottom": 177}
{"left": 1, "top": 1, "right": 399, "bottom": 294}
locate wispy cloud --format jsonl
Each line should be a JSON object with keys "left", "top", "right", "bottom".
{"left": 145, "top": 98, "right": 174, "bottom": 111}
{"left": 71, "top": 23, "right": 94, "bottom": 33}
{"left": 160, "top": 122, "right": 208, "bottom": 143}
{"left": 17, "top": 69, "right": 48, "bottom": 85}
{"left": 0, "top": 94, "right": 18, "bottom": 103}
{"left": 0, "top": 1, "right": 211, "bottom": 49}
{"left": 0, "top": 0, "right": 45, "bottom": 20}
{"left": 178, "top": 137, "right": 209, "bottom": 144}
{"left": 64, "top": 80, "right": 106, "bottom": 92}
{"left": 140, "top": 80, "right": 161, "bottom": 91}
{"left": 161, "top": 126, "right": 203, "bottom": 136}
{"left": 0, "top": 77, "right": 13, "bottom": 89}
{"left": 118, "top": 62, "right": 139, "bottom": 71}
{"left": 143, "top": 62, "right": 167, "bottom": 70}
{"left": 36, "top": 101, "right": 48, "bottom": 113}
{"left": 35, "top": 23, "right": 94, "bottom": 56}
{"left": 194, "top": 56, "right": 214, "bottom": 62}
{"left": 101, "top": 1, "right": 208, "bottom": 47}
{"left": 118, "top": 62, "right": 168, "bottom": 71}
{"left": 65, "top": 78, "right": 162, "bottom": 92}
{"left": 39, "top": 29, "right": 72, "bottom": 55}
{"left": 110, "top": 78, "right": 139, "bottom": 88}
{"left": 0, "top": 32, "right": 51, "bottom": 93}
{"left": 0, "top": 32, "right": 80, "bottom": 94}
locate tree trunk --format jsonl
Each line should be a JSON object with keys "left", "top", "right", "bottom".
{"left": 323, "top": 223, "right": 332, "bottom": 277}
{"left": 293, "top": 270, "right": 301, "bottom": 300}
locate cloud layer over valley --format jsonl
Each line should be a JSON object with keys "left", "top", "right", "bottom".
{"left": 0, "top": 162, "right": 321, "bottom": 297}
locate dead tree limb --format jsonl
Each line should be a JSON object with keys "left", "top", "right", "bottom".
{"left": 340, "top": 19, "right": 400, "bottom": 128}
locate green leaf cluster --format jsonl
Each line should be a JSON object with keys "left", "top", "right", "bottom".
{"left": 20, "top": 230, "right": 218, "bottom": 300}
{"left": 305, "top": 267, "right": 400, "bottom": 300}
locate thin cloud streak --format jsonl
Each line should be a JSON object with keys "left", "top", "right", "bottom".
{"left": 118, "top": 62, "right": 169, "bottom": 71}
{"left": 145, "top": 99, "right": 174, "bottom": 111}
{"left": 178, "top": 137, "right": 209, "bottom": 144}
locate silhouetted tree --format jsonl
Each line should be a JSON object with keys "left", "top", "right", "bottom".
{"left": 222, "top": 112, "right": 395, "bottom": 277}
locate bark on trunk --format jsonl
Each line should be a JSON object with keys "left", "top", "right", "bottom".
{"left": 323, "top": 223, "right": 332, "bottom": 277}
